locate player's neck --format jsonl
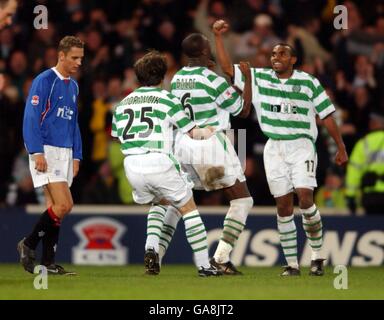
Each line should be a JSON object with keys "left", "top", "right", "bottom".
{"left": 187, "top": 58, "right": 207, "bottom": 68}
{"left": 55, "top": 64, "right": 70, "bottom": 78}
{"left": 276, "top": 69, "right": 294, "bottom": 79}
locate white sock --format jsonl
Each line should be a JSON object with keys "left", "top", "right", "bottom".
{"left": 213, "top": 241, "right": 232, "bottom": 264}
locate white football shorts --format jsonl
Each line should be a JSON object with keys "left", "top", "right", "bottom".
{"left": 263, "top": 138, "right": 317, "bottom": 197}
{"left": 29, "top": 145, "right": 74, "bottom": 188}
{"left": 123, "top": 152, "right": 193, "bottom": 208}
{"left": 174, "top": 131, "right": 246, "bottom": 191}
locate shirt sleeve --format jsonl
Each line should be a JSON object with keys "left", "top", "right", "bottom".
{"left": 312, "top": 78, "right": 335, "bottom": 119}
{"left": 213, "top": 75, "right": 243, "bottom": 116}
{"left": 73, "top": 117, "right": 83, "bottom": 160}
{"left": 111, "top": 111, "right": 118, "bottom": 138}
{"left": 22, "top": 77, "right": 49, "bottom": 154}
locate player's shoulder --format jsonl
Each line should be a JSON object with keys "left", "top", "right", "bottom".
{"left": 293, "top": 69, "right": 318, "bottom": 82}
{"left": 255, "top": 67, "right": 272, "bottom": 73}
{"left": 160, "top": 89, "right": 181, "bottom": 105}
{"left": 202, "top": 67, "right": 227, "bottom": 84}
{"left": 33, "top": 68, "right": 56, "bottom": 85}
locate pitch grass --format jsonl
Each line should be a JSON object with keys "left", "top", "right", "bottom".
{"left": 0, "top": 264, "right": 382, "bottom": 300}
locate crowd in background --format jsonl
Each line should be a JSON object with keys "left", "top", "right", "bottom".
{"left": 0, "top": 0, "right": 383, "bottom": 209}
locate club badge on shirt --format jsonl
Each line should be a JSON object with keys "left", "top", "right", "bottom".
{"left": 31, "top": 95, "right": 39, "bottom": 106}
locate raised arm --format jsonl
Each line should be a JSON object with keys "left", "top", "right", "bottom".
{"left": 212, "top": 20, "right": 233, "bottom": 78}
{"left": 237, "top": 61, "right": 252, "bottom": 118}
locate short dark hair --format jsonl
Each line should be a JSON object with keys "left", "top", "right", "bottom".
{"left": 58, "top": 36, "right": 84, "bottom": 54}
{"left": 134, "top": 50, "right": 167, "bottom": 86}
{"left": 182, "top": 33, "right": 207, "bottom": 58}
{"left": 273, "top": 43, "right": 297, "bottom": 57}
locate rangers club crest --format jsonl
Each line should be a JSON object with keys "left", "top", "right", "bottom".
{"left": 31, "top": 95, "right": 39, "bottom": 106}
{"left": 72, "top": 217, "right": 127, "bottom": 265}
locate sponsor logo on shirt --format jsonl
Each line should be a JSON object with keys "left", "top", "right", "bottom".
{"left": 57, "top": 106, "right": 74, "bottom": 120}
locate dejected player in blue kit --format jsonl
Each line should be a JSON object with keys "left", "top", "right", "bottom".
{"left": 18, "top": 36, "right": 84, "bottom": 275}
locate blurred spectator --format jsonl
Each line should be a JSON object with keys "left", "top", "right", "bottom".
{"left": 163, "top": 51, "right": 179, "bottom": 91}
{"left": 194, "top": 0, "right": 238, "bottom": 61}
{"left": 84, "top": 29, "right": 110, "bottom": 77}
{"left": 89, "top": 79, "right": 109, "bottom": 167}
{"left": 61, "top": 0, "right": 87, "bottom": 34}
{"left": 315, "top": 167, "right": 347, "bottom": 209}
{"left": 230, "top": 0, "right": 273, "bottom": 32}
{"left": 81, "top": 161, "right": 121, "bottom": 204}
{"left": 152, "top": 19, "right": 181, "bottom": 59}
{"left": 346, "top": 111, "right": 384, "bottom": 214}
{"left": 109, "top": 18, "right": 138, "bottom": 72}
{"left": 287, "top": 17, "right": 331, "bottom": 65}
{"left": 6, "top": 149, "right": 42, "bottom": 206}
{"left": 0, "top": 28, "right": 14, "bottom": 62}
{"left": 108, "top": 140, "right": 134, "bottom": 205}
{"left": 28, "top": 22, "right": 58, "bottom": 67}
{"left": 122, "top": 67, "right": 138, "bottom": 93}
{"left": 234, "top": 14, "right": 281, "bottom": 61}
{"left": 0, "top": 73, "right": 14, "bottom": 204}
{"left": 349, "top": 86, "right": 374, "bottom": 139}
{"left": 8, "top": 50, "right": 28, "bottom": 100}
{"left": 352, "top": 55, "right": 377, "bottom": 90}
{"left": 0, "top": 0, "right": 17, "bottom": 30}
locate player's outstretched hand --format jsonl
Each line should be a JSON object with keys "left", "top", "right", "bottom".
{"left": 33, "top": 154, "right": 48, "bottom": 172}
{"left": 213, "top": 20, "right": 229, "bottom": 35}
{"left": 239, "top": 61, "right": 251, "bottom": 79}
{"left": 335, "top": 147, "right": 348, "bottom": 166}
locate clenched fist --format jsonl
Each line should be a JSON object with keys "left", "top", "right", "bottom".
{"left": 212, "top": 20, "right": 229, "bottom": 35}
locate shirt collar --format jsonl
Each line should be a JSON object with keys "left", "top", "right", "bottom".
{"left": 51, "top": 67, "right": 70, "bottom": 80}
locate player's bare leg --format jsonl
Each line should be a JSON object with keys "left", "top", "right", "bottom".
{"left": 275, "top": 192, "right": 300, "bottom": 276}
{"left": 296, "top": 188, "right": 325, "bottom": 276}
{"left": 18, "top": 182, "right": 75, "bottom": 275}
{"left": 41, "top": 182, "right": 75, "bottom": 275}
{"left": 211, "top": 180, "right": 253, "bottom": 275}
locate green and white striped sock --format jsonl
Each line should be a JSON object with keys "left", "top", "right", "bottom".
{"left": 277, "top": 214, "right": 298, "bottom": 269}
{"left": 214, "top": 216, "right": 246, "bottom": 263}
{"left": 300, "top": 204, "right": 323, "bottom": 260}
{"left": 145, "top": 204, "right": 167, "bottom": 253}
{"left": 159, "top": 206, "right": 181, "bottom": 264}
{"left": 183, "top": 210, "right": 210, "bottom": 269}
